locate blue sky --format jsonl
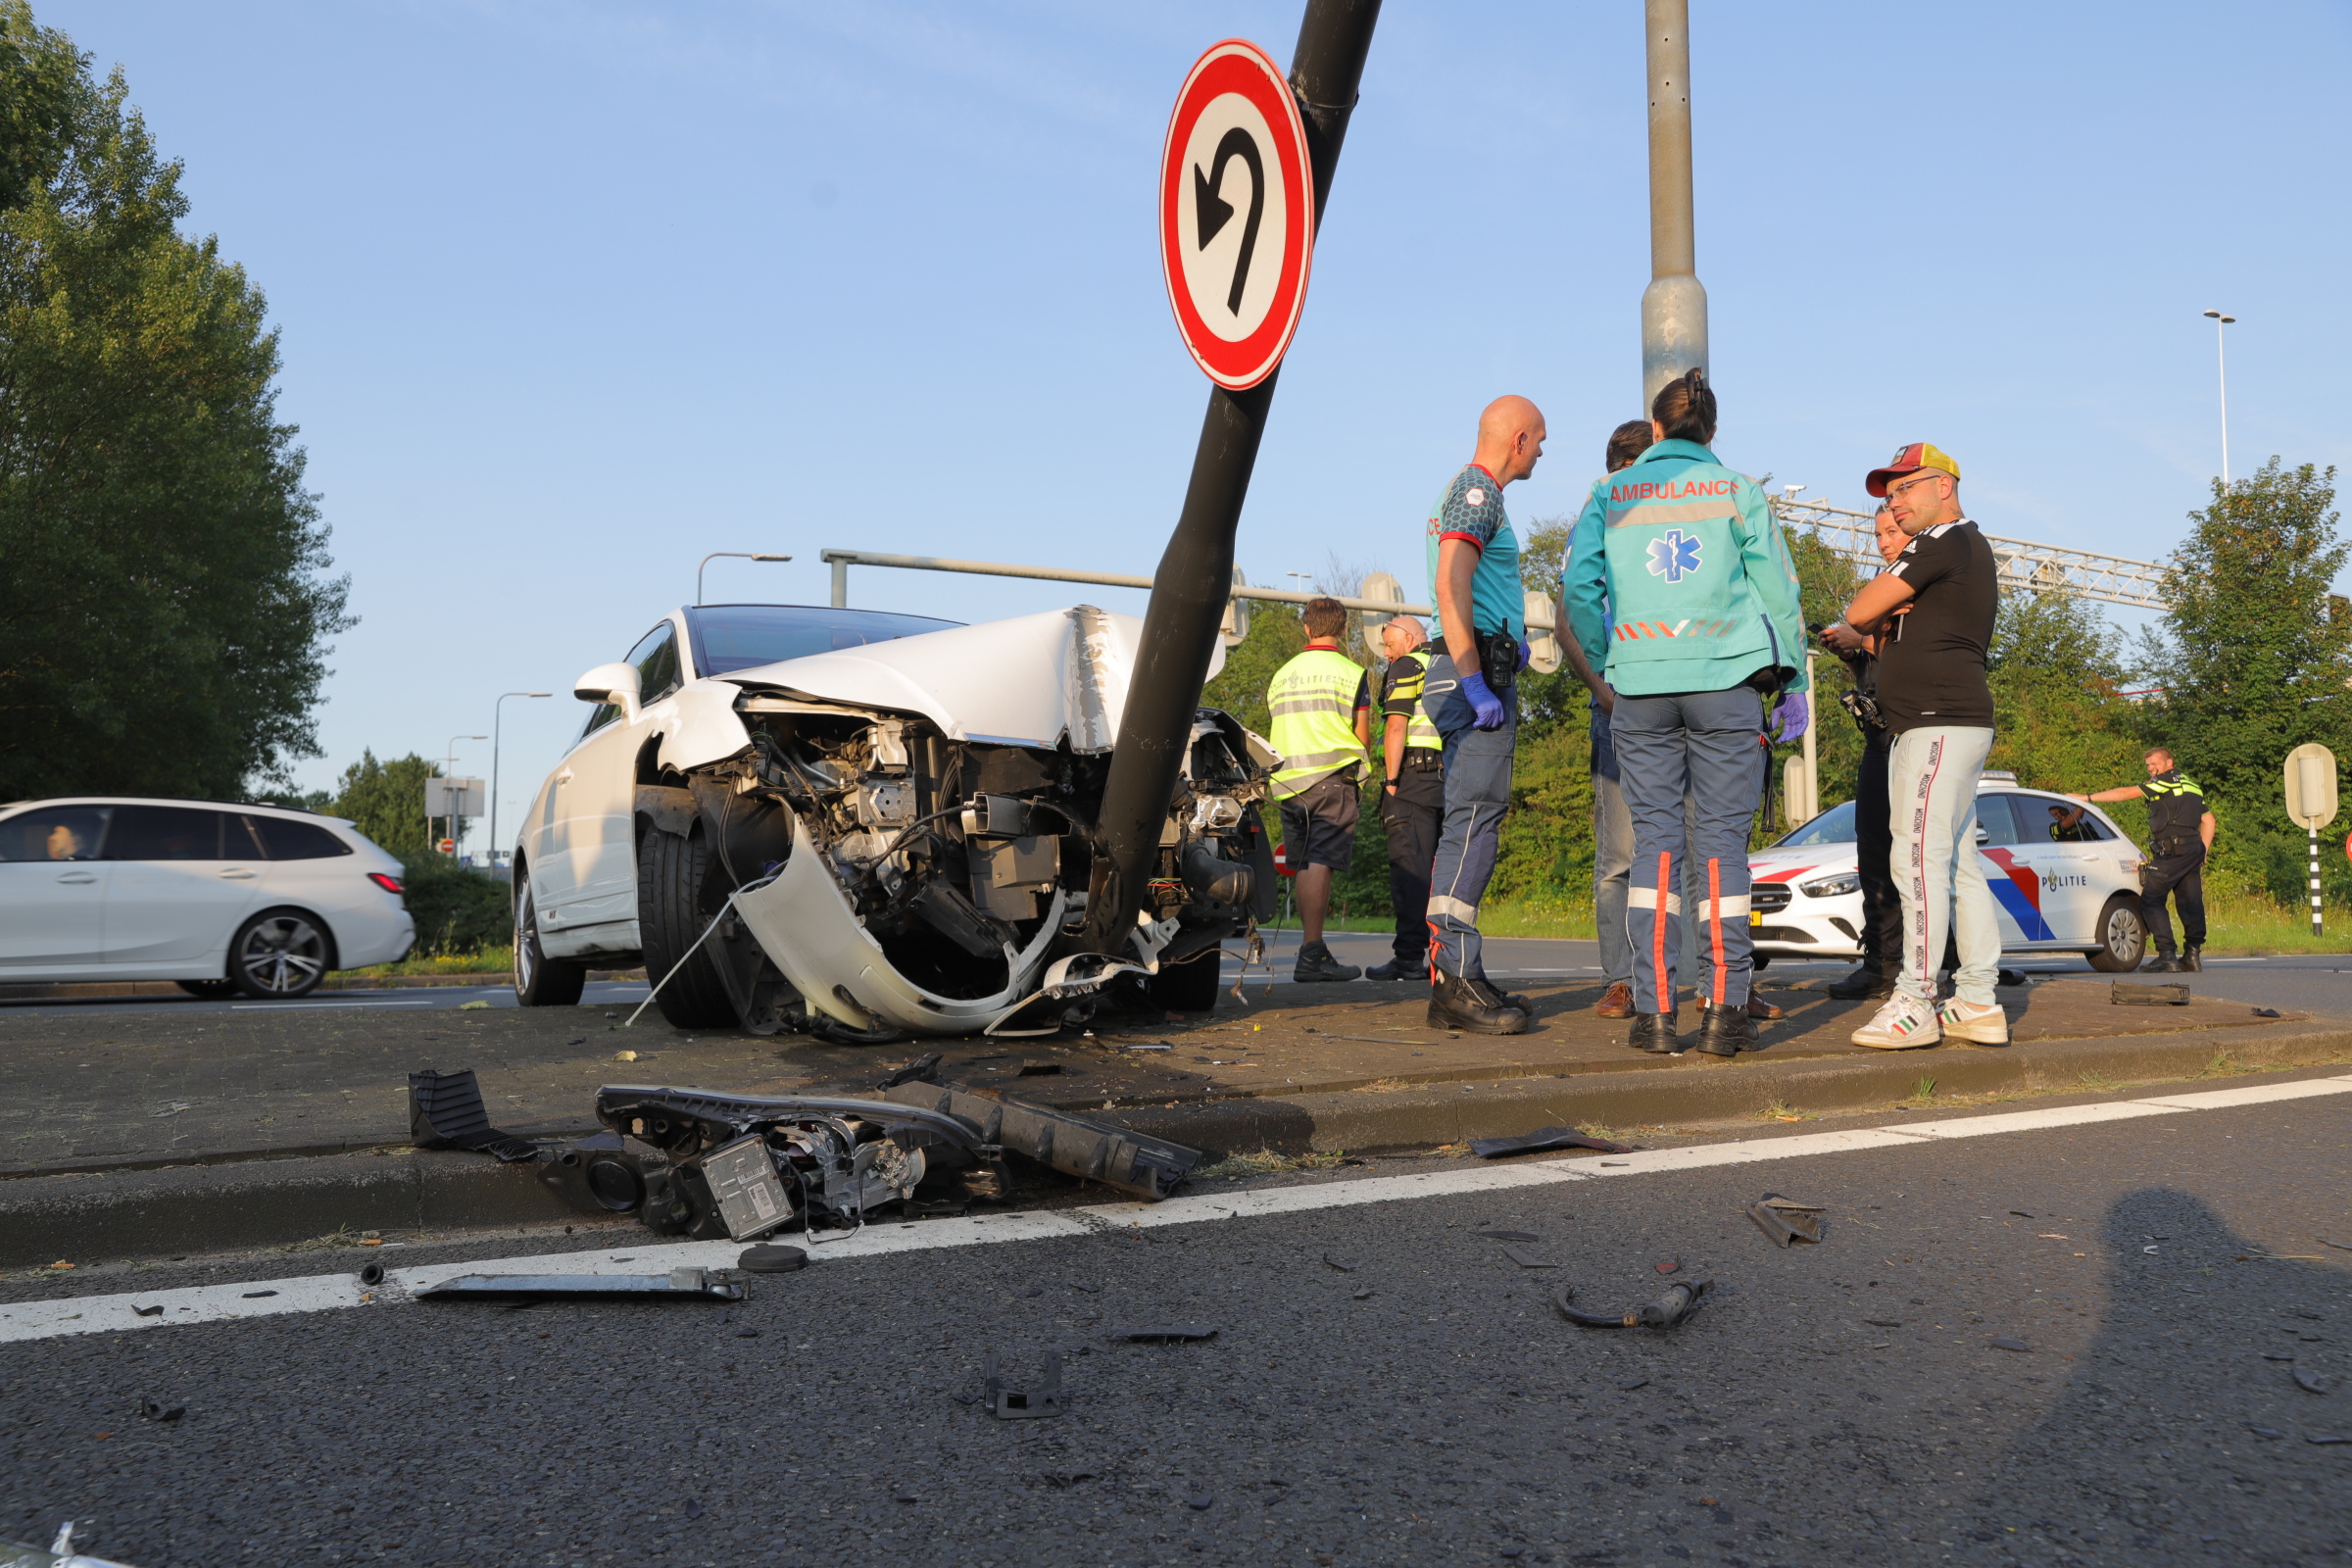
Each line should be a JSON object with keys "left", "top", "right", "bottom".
{"left": 39, "top": 1, "right": 2352, "bottom": 848}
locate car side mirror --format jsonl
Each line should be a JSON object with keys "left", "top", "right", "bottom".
{"left": 1974, "top": 824, "right": 1990, "bottom": 845}
{"left": 573, "top": 662, "right": 642, "bottom": 722}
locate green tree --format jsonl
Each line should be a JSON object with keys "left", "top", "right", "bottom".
{"left": 1984, "top": 587, "right": 2149, "bottom": 833}
{"left": 2141, "top": 459, "right": 2352, "bottom": 900}
{"left": 326, "top": 750, "right": 436, "bottom": 861}
{"left": 322, "top": 749, "right": 507, "bottom": 955}
{"left": 0, "top": 3, "right": 349, "bottom": 801}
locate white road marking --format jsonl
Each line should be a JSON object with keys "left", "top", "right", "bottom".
{"left": 5, "top": 1073, "right": 2347, "bottom": 1348}
{"left": 229, "top": 1000, "right": 436, "bottom": 1009}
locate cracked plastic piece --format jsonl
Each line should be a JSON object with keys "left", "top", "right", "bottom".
{"left": 1498, "top": 1246, "right": 1560, "bottom": 1269}
{"left": 877, "top": 1079, "right": 1201, "bottom": 1200}
{"left": 1109, "top": 1325, "right": 1219, "bottom": 1342}
{"left": 537, "top": 1131, "right": 656, "bottom": 1215}
{"left": 1469, "top": 1128, "right": 1638, "bottom": 1159}
{"left": 408, "top": 1069, "right": 539, "bottom": 1162}
{"left": 415, "top": 1268, "right": 747, "bottom": 1301}
{"left": 2111, "top": 981, "right": 2190, "bottom": 1006}
{"left": 0, "top": 1523, "right": 140, "bottom": 1568}
{"left": 1555, "top": 1280, "right": 1713, "bottom": 1329}
{"left": 1747, "top": 1200, "right": 1824, "bottom": 1247}
{"left": 984, "top": 1349, "right": 1064, "bottom": 1419}
{"left": 875, "top": 1054, "right": 945, "bottom": 1091}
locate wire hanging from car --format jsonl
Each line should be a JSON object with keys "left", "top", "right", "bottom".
{"left": 622, "top": 868, "right": 782, "bottom": 1029}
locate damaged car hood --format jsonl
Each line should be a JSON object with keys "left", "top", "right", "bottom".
{"left": 720, "top": 605, "right": 1224, "bottom": 752}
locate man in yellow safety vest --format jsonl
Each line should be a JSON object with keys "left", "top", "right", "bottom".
{"left": 1354, "top": 614, "right": 1446, "bottom": 981}
{"left": 1266, "top": 596, "right": 1370, "bottom": 982}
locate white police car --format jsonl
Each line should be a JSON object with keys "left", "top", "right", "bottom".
{"left": 1747, "top": 772, "right": 2151, "bottom": 972}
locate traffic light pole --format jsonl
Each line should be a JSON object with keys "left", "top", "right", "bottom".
{"left": 1069, "top": 0, "right": 1382, "bottom": 961}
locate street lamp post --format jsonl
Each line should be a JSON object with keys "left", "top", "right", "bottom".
{"left": 698, "top": 552, "right": 793, "bottom": 606}
{"left": 490, "top": 692, "right": 552, "bottom": 876}
{"left": 1642, "top": 0, "right": 1708, "bottom": 410}
{"left": 443, "top": 735, "right": 485, "bottom": 860}
{"left": 2202, "top": 309, "right": 2235, "bottom": 484}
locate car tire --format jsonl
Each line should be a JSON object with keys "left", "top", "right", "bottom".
{"left": 176, "top": 979, "right": 237, "bottom": 1000}
{"left": 1145, "top": 949, "right": 1224, "bottom": 1013}
{"left": 636, "top": 823, "right": 739, "bottom": 1029}
{"left": 228, "top": 908, "right": 334, "bottom": 1001}
{"left": 514, "top": 868, "right": 587, "bottom": 1007}
{"left": 2084, "top": 895, "right": 2148, "bottom": 973}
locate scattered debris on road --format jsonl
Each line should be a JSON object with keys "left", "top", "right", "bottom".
{"left": 415, "top": 1267, "right": 747, "bottom": 1302}
{"left": 1469, "top": 1127, "right": 1638, "bottom": 1158}
{"left": 1322, "top": 1253, "right": 1358, "bottom": 1272}
{"left": 2111, "top": 981, "right": 2190, "bottom": 1006}
{"left": 2294, "top": 1368, "right": 2332, "bottom": 1395}
{"left": 1556, "top": 1280, "right": 1712, "bottom": 1330}
{"left": 2, "top": 1522, "right": 138, "bottom": 1568}
{"left": 1991, "top": 1337, "right": 2031, "bottom": 1352}
{"left": 1747, "top": 1194, "right": 1825, "bottom": 1247}
{"left": 1498, "top": 1246, "right": 1560, "bottom": 1269}
{"left": 739, "top": 1244, "right": 808, "bottom": 1273}
{"left": 1474, "top": 1229, "right": 1541, "bottom": 1243}
{"left": 984, "top": 1350, "right": 1064, "bottom": 1419}
{"left": 134, "top": 1399, "right": 182, "bottom": 1424}
{"left": 1110, "top": 1325, "right": 1219, "bottom": 1343}
{"left": 408, "top": 1068, "right": 539, "bottom": 1162}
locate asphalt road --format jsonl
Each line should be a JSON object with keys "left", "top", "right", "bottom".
{"left": 5, "top": 1083, "right": 2346, "bottom": 1567}
{"left": 4, "top": 942, "right": 2344, "bottom": 1020}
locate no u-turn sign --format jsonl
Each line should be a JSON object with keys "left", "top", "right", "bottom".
{"left": 1158, "top": 39, "right": 1316, "bottom": 391}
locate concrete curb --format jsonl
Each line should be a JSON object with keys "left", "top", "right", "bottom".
{"left": 11, "top": 1020, "right": 2346, "bottom": 1267}
{"left": 0, "top": 970, "right": 643, "bottom": 1001}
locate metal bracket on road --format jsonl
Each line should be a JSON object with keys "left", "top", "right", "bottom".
{"left": 414, "top": 1268, "right": 748, "bottom": 1302}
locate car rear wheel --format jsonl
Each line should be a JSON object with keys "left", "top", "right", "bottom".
{"left": 176, "top": 979, "right": 237, "bottom": 1000}
{"left": 514, "top": 868, "right": 587, "bottom": 1006}
{"left": 229, "top": 909, "right": 333, "bottom": 1000}
{"left": 637, "top": 824, "right": 739, "bottom": 1030}
{"left": 2084, "top": 895, "right": 2148, "bottom": 972}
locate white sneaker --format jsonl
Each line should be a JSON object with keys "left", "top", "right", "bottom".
{"left": 1938, "top": 998, "right": 2010, "bottom": 1045}
{"left": 1850, "top": 991, "right": 1941, "bottom": 1049}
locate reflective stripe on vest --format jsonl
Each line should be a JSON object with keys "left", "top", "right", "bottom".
{"left": 1267, "top": 648, "right": 1364, "bottom": 799}
{"left": 1386, "top": 656, "right": 1443, "bottom": 753}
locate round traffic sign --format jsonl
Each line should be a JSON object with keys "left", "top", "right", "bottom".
{"left": 1158, "top": 38, "right": 1315, "bottom": 391}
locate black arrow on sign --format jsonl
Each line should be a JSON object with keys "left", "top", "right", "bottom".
{"left": 1192, "top": 126, "right": 1265, "bottom": 317}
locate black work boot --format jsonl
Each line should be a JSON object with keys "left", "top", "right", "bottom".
{"left": 2140, "top": 952, "right": 2182, "bottom": 973}
{"left": 2180, "top": 946, "right": 2204, "bottom": 972}
{"left": 1828, "top": 964, "right": 1896, "bottom": 1001}
{"left": 1428, "top": 970, "right": 1528, "bottom": 1035}
{"left": 1293, "top": 942, "right": 1361, "bottom": 983}
{"left": 1470, "top": 975, "right": 1535, "bottom": 1015}
{"left": 1694, "top": 1001, "right": 1760, "bottom": 1057}
{"left": 1364, "top": 957, "right": 1419, "bottom": 982}
{"left": 1628, "top": 1011, "right": 1680, "bottom": 1054}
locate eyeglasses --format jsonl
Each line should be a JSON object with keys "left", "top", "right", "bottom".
{"left": 1886, "top": 471, "right": 1946, "bottom": 501}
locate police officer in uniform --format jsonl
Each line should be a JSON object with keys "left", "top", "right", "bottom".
{"left": 1265, "top": 596, "right": 1368, "bottom": 982}
{"left": 1354, "top": 614, "right": 1445, "bottom": 981}
{"left": 2069, "top": 748, "right": 2215, "bottom": 972}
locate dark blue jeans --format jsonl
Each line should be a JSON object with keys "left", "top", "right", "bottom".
{"left": 1610, "top": 685, "right": 1767, "bottom": 1014}
{"left": 1424, "top": 651, "right": 1515, "bottom": 979}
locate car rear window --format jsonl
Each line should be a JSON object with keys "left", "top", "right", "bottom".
{"left": 0, "top": 806, "right": 112, "bottom": 861}
{"left": 685, "top": 606, "right": 961, "bottom": 677}
{"left": 107, "top": 805, "right": 226, "bottom": 860}
{"left": 246, "top": 815, "right": 354, "bottom": 859}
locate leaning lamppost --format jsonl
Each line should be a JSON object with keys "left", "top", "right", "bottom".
{"left": 489, "top": 692, "right": 552, "bottom": 874}
{"left": 698, "top": 552, "right": 793, "bottom": 606}
{"left": 1642, "top": 0, "right": 1707, "bottom": 409}
{"left": 2201, "top": 309, "right": 2235, "bottom": 484}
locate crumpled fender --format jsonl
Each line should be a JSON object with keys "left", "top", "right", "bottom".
{"left": 653, "top": 678, "right": 759, "bottom": 774}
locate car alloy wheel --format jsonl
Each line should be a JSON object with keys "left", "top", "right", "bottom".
{"left": 514, "top": 884, "right": 538, "bottom": 992}
{"left": 2104, "top": 905, "right": 2140, "bottom": 963}
{"left": 234, "top": 913, "right": 328, "bottom": 999}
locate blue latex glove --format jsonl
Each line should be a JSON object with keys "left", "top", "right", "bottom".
{"left": 1770, "top": 691, "right": 1810, "bottom": 744}
{"left": 1460, "top": 670, "right": 1506, "bottom": 731}
{"left": 1515, "top": 638, "right": 1532, "bottom": 671}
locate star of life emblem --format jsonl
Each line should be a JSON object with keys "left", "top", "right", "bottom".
{"left": 1646, "top": 528, "right": 1703, "bottom": 584}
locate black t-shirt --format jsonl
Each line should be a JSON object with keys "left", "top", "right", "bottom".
{"left": 1875, "top": 518, "right": 1996, "bottom": 733}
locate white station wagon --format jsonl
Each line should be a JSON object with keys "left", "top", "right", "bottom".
{"left": 1747, "top": 773, "right": 2152, "bottom": 972}
{"left": 0, "top": 798, "right": 415, "bottom": 999}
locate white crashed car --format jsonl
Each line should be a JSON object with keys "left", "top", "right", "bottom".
{"left": 513, "top": 602, "right": 1276, "bottom": 1034}
{"left": 1747, "top": 772, "right": 2151, "bottom": 972}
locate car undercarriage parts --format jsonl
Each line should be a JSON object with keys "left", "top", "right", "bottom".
{"left": 536, "top": 1131, "right": 656, "bottom": 1214}
{"left": 876, "top": 1078, "right": 1202, "bottom": 1200}
{"left": 415, "top": 1268, "right": 747, "bottom": 1301}
{"left": 408, "top": 1069, "right": 539, "bottom": 1162}
{"left": 1469, "top": 1127, "right": 1640, "bottom": 1159}
{"left": 1747, "top": 1195, "right": 1825, "bottom": 1248}
{"left": 739, "top": 1244, "right": 808, "bottom": 1273}
{"left": 1555, "top": 1280, "right": 1713, "bottom": 1330}
{"left": 983, "top": 1349, "right": 1064, "bottom": 1419}
{"left": 700, "top": 1135, "right": 798, "bottom": 1241}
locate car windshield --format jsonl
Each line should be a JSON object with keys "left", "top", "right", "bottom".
{"left": 1774, "top": 799, "right": 1857, "bottom": 847}
{"left": 684, "top": 605, "right": 962, "bottom": 677}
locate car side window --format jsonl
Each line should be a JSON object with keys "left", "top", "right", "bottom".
{"left": 106, "top": 805, "right": 225, "bottom": 860}
{"left": 632, "top": 620, "right": 682, "bottom": 703}
{"left": 2028, "top": 794, "right": 2105, "bottom": 843}
{"left": 0, "top": 806, "right": 113, "bottom": 861}
{"left": 1972, "top": 795, "right": 2021, "bottom": 846}
{"left": 245, "top": 815, "right": 353, "bottom": 859}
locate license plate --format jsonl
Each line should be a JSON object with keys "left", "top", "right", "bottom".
{"left": 1749, "top": 910, "right": 1762, "bottom": 926}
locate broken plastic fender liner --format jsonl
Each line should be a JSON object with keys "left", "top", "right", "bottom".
{"left": 877, "top": 1080, "right": 1201, "bottom": 1200}
{"left": 408, "top": 1069, "right": 539, "bottom": 1162}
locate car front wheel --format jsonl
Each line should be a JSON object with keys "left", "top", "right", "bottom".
{"left": 514, "top": 868, "right": 587, "bottom": 1006}
{"left": 229, "top": 910, "right": 333, "bottom": 1000}
{"left": 2084, "top": 895, "right": 2148, "bottom": 972}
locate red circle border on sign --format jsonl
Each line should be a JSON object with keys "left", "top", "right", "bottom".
{"left": 1158, "top": 39, "right": 1314, "bottom": 392}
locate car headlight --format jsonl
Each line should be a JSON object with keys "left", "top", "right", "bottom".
{"left": 1798, "top": 872, "right": 1861, "bottom": 899}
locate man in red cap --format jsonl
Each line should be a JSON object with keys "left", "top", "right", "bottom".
{"left": 1820, "top": 444, "right": 2004, "bottom": 1051}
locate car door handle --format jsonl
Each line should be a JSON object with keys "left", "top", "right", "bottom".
{"left": 56, "top": 871, "right": 98, "bottom": 884}
{"left": 218, "top": 868, "right": 258, "bottom": 879}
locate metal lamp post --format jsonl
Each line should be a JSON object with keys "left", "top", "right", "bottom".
{"left": 2202, "top": 310, "right": 2235, "bottom": 484}
{"left": 1642, "top": 0, "right": 1707, "bottom": 410}
{"left": 698, "top": 552, "right": 793, "bottom": 606}
{"left": 490, "top": 693, "right": 552, "bottom": 875}
{"left": 443, "top": 735, "right": 485, "bottom": 860}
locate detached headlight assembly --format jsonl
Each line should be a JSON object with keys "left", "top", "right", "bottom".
{"left": 1799, "top": 871, "right": 1862, "bottom": 899}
